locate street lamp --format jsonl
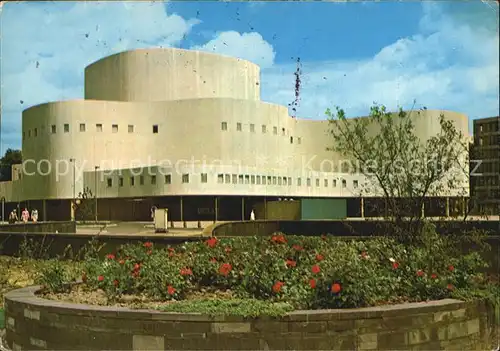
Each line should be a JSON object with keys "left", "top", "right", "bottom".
{"left": 94, "top": 165, "right": 100, "bottom": 223}
{"left": 69, "top": 158, "right": 76, "bottom": 221}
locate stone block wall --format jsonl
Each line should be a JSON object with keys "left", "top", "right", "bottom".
{"left": 4, "top": 286, "right": 495, "bottom": 350}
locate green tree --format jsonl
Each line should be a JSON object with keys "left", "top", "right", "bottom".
{"left": 0, "top": 148, "right": 22, "bottom": 181}
{"left": 326, "top": 104, "right": 469, "bottom": 243}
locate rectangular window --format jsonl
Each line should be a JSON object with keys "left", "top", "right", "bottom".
{"left": 140, "top": 175, "right": 144, "bottom": 185}
{"left": 244, "top": 175, "right": 250, "bottom": 184}
{"left": 119, "top": 177, "right": 124, "bottom": 187}
{"left": 282, "top": 128, "right": 285, "bottom": 136}
{"left": 130, "top": 177, "right": 135, "bottom": 186}
{"left": 96, "top": 124, "right": 103, "bottom": 132}
{"left": 297, "top": 178, "right": 302, "bottom": 186}
{"left": 238, "top": 175, "right": 244, "bottom": 184}
{"left": 272, "top": 176, "right": 277, "bottom": 185}
{"left": 268, "top": 176, "right": 272, "bottom": 185}
{"left": 153, "top": 125, "right": 159, "bottom": 133}
{"left": 307, "top": 178, "right": 311, "bottom": 187}
{"left": 298, "top": 137, "right": 302, "bottom": 144}
{"left": 80, "top": 123, "right": 86, "bottom": 132}
{"left": 64, "top": 124, "right": 70, "bottom": 133}
{"left": 256, "top": 175, "right": 261, "bottom": 184}
{"left": 201, "top": 173, "right": 208, "bottom": 183}
{"left": 333, "top": 179, "right": 337, "bottom": 187}
{"left": 283, "top": 177, "right": 287, "bottom": 186}
{"left": 324, "top": 179, "right": 328, "bottom": 187}
{"left": 290, "top": 136, "right": 293, "bottom": 144}
{"left": 218, "top": 174, "right": 224, "bottom": 183}
{"left": 237, "top": 123, "right": 242, "bottom": 131}
{"left": 250, "top": 124, "right": 255, "bottom": 132}
{"left": 288, "top": 177, "right": 292, "bottom": 186}
{"left": 107, "top": 178, "right": 112, "bottom": 187}
{"left": 316, "top": 179, "right": 320, "bottom": 187}
{"left": 353, "top": 180, "right": 359, "bottom": 188}
{"left": 221, "top": 122, "right": 228, "bottom": 131}
{"left": 182, "top": 174, "right": 189, "bottom": 183}
{"left": 128, "top": 125, "right": 134, "bottom": 133}
{"left": 225, "top": 174, "right": 231, "bottom": 183}
{"left": 262, "top": 176, "right": 267, "bottom": 185}
{"left": 342, "top": 179, "right": 347, "bottom": 188}
{"left": 51, "top": 125, "right": 56, "bottom": 134}
{"left": 151, "top": 175, "right": 156, "bottom": 185}
{"left": 112, "top": 124, "right": 118, "bottom": 133}
{"left": 262, "top": 125, "right": 266, "bottom": 133}
{"left": 232, "top": 174, "right": 237, "bottom": 184}
{"left": 273, "top": 126, "right": 277, "bottom": 135}
{"left": 251, "top": 175, "right": 255, "bottom": 184}
{"left": 165, "top": 174, "right": 172, "bottom": 184}
{"left": 278, "top": 177, "right": 282, "bottom": 186}
{"left": 34, "top": 128, "right": 38, "bottom": 137}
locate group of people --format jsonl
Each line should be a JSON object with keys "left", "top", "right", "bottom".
{"left": 8, "top": 207, "right": 38, "bottom": 224}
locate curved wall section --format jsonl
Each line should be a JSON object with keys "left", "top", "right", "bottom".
{"left": 84, "top": 48, "right": 261, "bottom": 102}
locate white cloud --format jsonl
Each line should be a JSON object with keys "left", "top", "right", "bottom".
{"left": 192, "top": 31, "right": 275, "bottom": 68}
{"left": 257, "top": 2, "right": 499, "bottom": 122}
{"left": 0, "top": 1, "right": 200, "bottom": 151}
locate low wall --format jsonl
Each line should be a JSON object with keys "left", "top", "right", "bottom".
{"left": 0, "top": 233, "right": 205, "bottom": 258}
{"left": 0, "top": 221, "right": 76, "bottom": 234}
{"left": 210, "top": 220, "right": 500, "bottom": 237}
{"left": 4, "top": 286, "right": 496, "bottom": 350}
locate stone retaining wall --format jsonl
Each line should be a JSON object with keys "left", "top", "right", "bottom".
{"left": 4, "top": 286, "right": 496, "bottom": 350}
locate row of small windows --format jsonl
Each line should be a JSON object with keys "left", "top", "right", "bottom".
{"left": 23, "top": 123, "right": 160, "bottom": 139}
{"left": 105, "top": 172, "right": 359, "bottom": 189}
{"left": 221, "top": 122, "right": 302, "bottom": 144}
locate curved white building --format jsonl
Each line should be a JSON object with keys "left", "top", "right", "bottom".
{"left": 0, "top": 48, "right": 470, "bottom": 222}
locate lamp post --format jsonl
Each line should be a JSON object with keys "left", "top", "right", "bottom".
{"left": 69, "top": 158, "right": 75, "bottom": 221}
{"left": 94, "top": 165, "right": 100, "bottom": 223}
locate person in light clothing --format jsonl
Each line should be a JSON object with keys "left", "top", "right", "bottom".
{"left": 31, "top": 209, "right": 39, "bottom": 223}
{"left": 250, "top": 210, "right": 256, "bottom": 221}
{"left": 21, "top": 208, "right": 30, "bottom": 223}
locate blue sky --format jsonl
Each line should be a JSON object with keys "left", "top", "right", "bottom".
{"left": 0, "top": 1, "right": 498, "bottom": 152}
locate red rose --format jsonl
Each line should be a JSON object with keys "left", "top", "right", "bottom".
{"left": 309, "top": 279, "right": 316, "bottom": 289}
{"left": 315, "top": 254, "right": 324, "bottom": 261}
{"left": 392, "top": 262, "right": 400, "bottom": 270}
{"left": 431, "top": 273, "right": 438, "bottom": 279}
{"left": 113, "top": 279, "right": 119, "bottom": 287}
{"left": 416, "top": 270, "right": 425, "bottom": 277}
{"left": 331, "top": 282, "right": 342, "bottom": 294}
{"left": 447, "top": 284, "right": 454, "bottom": 291}
{"left": 448, "top": 265, "right": 455, "bottom": 272}
{"left": 98, "top": 275, "right": 104, "bottom": 282}
{"left": 311, "top": 265, "right": 321, "bottom": 274}
{"left": 167, "top": 285, "right": 176, "bottom": 295}
{"left": 106, "top": 254, "right": 115, "bottom": 260}
{"left": 134, "top": 263, "right": 141, "bottom": 271}
{"left": 143, "top": 242, "right": 153, "bottom": 248}
{"left": 180, "top": 267, "right": 193, "bottom": 276}
{"left": 272, "top": 281, "right": 284, "bottom": 293}
{"left": 271, "top": 235, "right": 287, "bottom": 244}
{"left": 219, "top": 263, "right": 232, "bottom": 276}
{"left": 206, "top": 237, "right": 218, "bottom": 248}
{"left": 292, "top": 245, "right": 303, "bottom": 251}
{"left": 286, "top": 259, "right": 297, "bottom": 268}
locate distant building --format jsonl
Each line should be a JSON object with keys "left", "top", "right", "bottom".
{"left": 0, "top": 48, "right": 471, "bottom": 223}
{"left": 470, "top": 116, "right": 500, "bottom": 215}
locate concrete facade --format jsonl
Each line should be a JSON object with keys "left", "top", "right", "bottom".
{"left": 0, "top": 48, "right": 470, "bottom": 221}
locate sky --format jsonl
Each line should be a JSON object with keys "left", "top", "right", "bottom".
{"left": 0, "top": 0, "right": 498, "bottom": 152}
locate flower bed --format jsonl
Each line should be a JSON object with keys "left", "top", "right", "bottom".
{"left": 34, "top": 234, "right": 498, "bottom": 314}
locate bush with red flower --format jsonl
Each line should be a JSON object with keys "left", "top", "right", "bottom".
{"left": 37, "top": 227, "right": 499, "bottom": 314}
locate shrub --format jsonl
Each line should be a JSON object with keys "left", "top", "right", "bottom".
{"left": 46, "top": 228, "right": 496, "bottom": 312}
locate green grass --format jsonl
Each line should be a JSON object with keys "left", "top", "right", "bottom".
{"left": 156, "top": 298, "right": 294, "bottom": 318}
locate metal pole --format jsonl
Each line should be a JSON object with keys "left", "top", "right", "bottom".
{"left": 1, "top": 197, "right": 4, "bottom": 223}
{"left": 70, "top": 158, "right": 75, "bottom": 221}
{"left": 94, "top": 166, "right": 99, "bottom": 223}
